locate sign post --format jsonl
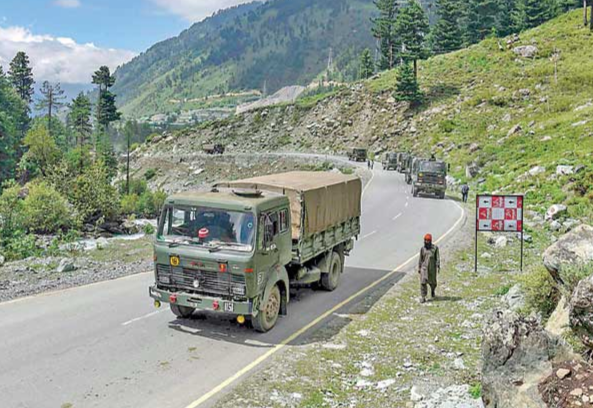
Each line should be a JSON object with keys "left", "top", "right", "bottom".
{"left": 475, "top": 194, "right": 525, "bottom": 273}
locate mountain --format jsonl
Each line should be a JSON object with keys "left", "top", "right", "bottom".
{"left": 112, "top": 0, "right": 381, "bottom": 118}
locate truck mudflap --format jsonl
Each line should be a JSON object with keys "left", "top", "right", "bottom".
{"left": 149, "top": 286, "right": 253, "bottom": 315}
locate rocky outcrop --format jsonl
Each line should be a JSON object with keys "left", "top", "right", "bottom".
{"left": 569, "top": 274, "right": 593, "bottom": 351}
{"left": 546, "top": 296, "right": 570, "bottom": 338}
{"left": 481, "top": 310, "right": 568, "bottom": 408}
{"left": 543, "top": 225, "right": 593, "bottom": 277}
{"left": 513, "top": 45, "right": 538, "bottom": 58}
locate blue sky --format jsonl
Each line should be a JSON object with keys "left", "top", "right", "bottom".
{"left": 0, "top": 0, "right": 252, "bottom": 84}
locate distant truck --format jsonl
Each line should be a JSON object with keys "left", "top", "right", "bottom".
{"left": 348, "top": 148, "right": 368, "bottom": 162}
{"left": 382, "top": 152, "right": 398, "bottom": 170}
{"left": 411, "top": 158, "right": 448, "bottom": 199}
{"left": 399, "top": 153, "right": 412, "bottom": 174}
{"left": 149, "top": 171, "right": 362, "bottom": 332}
{"left": 203, "top": 143, "right": 225, "bottom": 155}
{"left": 404, "top": 156, "right": 420, "bottom": 184}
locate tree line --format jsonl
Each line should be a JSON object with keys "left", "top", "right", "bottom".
{"left": 358, "top": 0, "right": 584, "bottom": 103}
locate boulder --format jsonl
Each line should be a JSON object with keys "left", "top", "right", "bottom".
{"left": 495, "top": 236, "right": 508, "bottom": 248}
{"left": 502, "top": 285, "right": 525, "bottom": 311}
{"left": 414, "top": 384, "right": 484, "bottom": 408}
{"left": 513, "top": 45, "right": 538, "bottom": 58}
{"left": 466, "top": 163, "right": 480, "bottom": 179}
{"left": 543, "top": 225, "right": 593, "bottom": 275}
{"left": 545, "top": 296, "right": 570, "bottom": 337}
{"left": 528, "top": 166, "right": 546, "bottom": 177}
{"left": 569, "top": 274, "right": 593, "bottom": 350}
{"left": 556, "top": 165, "right": 574, "bottom": 176}
{"left": 56, "top": 258, "right": 77, "bottom": 273}
{"left": 481, "top": 310, "right": 566, "bottom": 408}
{"left": 545, "top": 204, "right": 567, "bottom": 221}
{"left": 507, "top": 124, "right": 522, "bottom": 137}
{"left": 550, "top": 220, "right": 562, "bottom": 232}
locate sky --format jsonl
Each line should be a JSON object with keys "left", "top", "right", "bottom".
{"left": 0, "top": 0, "right": 254, "bottom": 85}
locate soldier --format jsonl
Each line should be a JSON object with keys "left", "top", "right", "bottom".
{"left": 461, "top": 184, "right": 469, "bottom": 203}
{"left": 418, "top": 233, "right": 440, "bottom": 303}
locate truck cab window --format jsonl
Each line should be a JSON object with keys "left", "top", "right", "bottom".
{"left": 279, "top": 209, "right": 289, "bottom": 233}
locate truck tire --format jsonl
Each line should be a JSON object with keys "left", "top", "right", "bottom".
{"left": 170, "top": 304, "right": 195, "bottom": 318}
{"left": 321, "top": 252, "right": 342, "bottom": 291}
{"left": 253, "top": 284, "right": 281, "bottom": 333}
{"left": 412, "top": 187, "right": 418, "bottom": 197}
{"left": 439, "top": 191, "right": 446, "bottom": 199}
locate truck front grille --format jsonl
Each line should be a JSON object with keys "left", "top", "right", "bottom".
{"left": 156, "top": 264, "right": 246, "bottom": 298}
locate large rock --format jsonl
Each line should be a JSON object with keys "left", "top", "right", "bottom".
{"left": 513, "top": 45, "right": 538, "bottom": 58}
{"left": 569, "top": 274, "right": 593, "bottom": 350}
{"left": 466, "top": 163, "right": 480, "bottom": 179}
{"left": 481, "top": 310, "right": 566, "bottom": 408}
{"left": 543, "top": 225, "right": 593, "bottom": 276}
{"left": 545, "top": 204, "right": 567, "bottom": 221}
{"left": 502, "top": 285, "right": 525, "bottom": 311}
{"left": 56, "top": 258, "right": 77, "bottom": 273}
{"left": 545, "top": 296, "right": 570, "bottom": 337}
{"left": 414, "top": 384, "right": 484, "bottom": 408}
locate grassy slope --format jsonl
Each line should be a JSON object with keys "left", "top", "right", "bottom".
{"left": 373, "top": 10, "right": 593, "bottom": 223}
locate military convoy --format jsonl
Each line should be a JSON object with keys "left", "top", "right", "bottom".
{"left": 348, "top": 148, "right": 368, "bottom": 162}
{"left": 149, "top": 171, "right": 362, "bottom": 332}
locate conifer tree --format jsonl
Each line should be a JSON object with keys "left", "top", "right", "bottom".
{"left": 394, "top": 62, "right": 422, "bottom": 104}
{"left": 372, "top": 0, "right": 399, "bottom": 70}
{"left": 8, "top": 51, "right": 35, "bottom": 105}
{"left": 431, "top": 0, "right": 464, "bottom": 54}
{"left": 92, "top": 66, "right": 120, "bottom": 131}
{"left": 68, "top": 93, "right": 93, "bottom": 172}
{"left": 395, "top": 0, "right": 431, "bottom": 77}
{"left": 464, "top": 0, "right": 500, "bottom": 42}
{"left": 35, "top": 81, "right": 66, "bottom": 138}
{"left": 359, "top": 48, "right": 375, "bottom": 79}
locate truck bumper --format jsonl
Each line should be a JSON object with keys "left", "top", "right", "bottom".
{"left": 414, "top": 183, "right": 446, "bottom": 193}
{"left": 149, "top": 286, "right": 254, "bottom": 315}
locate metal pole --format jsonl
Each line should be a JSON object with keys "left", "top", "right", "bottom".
{"left": 475, "top": 196, "right": 478, "bottom": 273}
{"left": 520, "top": 230, "right": 524, "bottom": 272}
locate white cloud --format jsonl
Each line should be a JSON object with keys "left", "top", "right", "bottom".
{"left": 0, "top": 26, "right": 136, "bottom": 84}
{"left": 54, "top": 0, "right": 81, "bottom": 8}
{"left": 151, "top": 0, "right": 255, "bottom": 22}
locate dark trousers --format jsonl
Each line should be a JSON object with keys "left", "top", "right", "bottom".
{"left": 421, "top": 283, "right": 437, "bottom": 298}
{"left": 462, "top": 192, "right": 468, "bottom": 203}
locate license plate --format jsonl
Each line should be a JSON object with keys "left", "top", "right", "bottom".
{"left": 224, "top": 302, "right": 234, "bottom": 312}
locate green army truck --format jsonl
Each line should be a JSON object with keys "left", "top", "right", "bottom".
{"left": 399, "top": 153, "right": 411, "bottom": 174}
{"left": 382, "top": 152, "right": 398, "bottom": 171}
{"left": 411, "top": 159, "right": 448, "bottom": 199}
{"left": 348, "top": 148, "right": 367, "bottom": 162}
{"left": 405, "top": 156, "right": 421, "bottom": 184}
{"left": 149, "top": 171, "right": 362, "bottom": 332}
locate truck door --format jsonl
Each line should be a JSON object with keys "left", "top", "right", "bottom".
{"left": 257, "top": 211, "right": 281, "bottom": 288}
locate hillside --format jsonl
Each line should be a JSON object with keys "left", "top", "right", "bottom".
{"left": 114, "top": 0, "right": 437, "bottom": 118}
{"left": 132, "top": 10, "right": 593, "bottom": 224}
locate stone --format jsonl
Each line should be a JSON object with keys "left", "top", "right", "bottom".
{"left": 410, "top": 386, "right": 423, "bottom": 402}
{"left": 502, "top": 285, "right": 525, "bottom": 311}
{"left": 543, "top": 225, "right": 593, "bottom": 276}
{"left": 0, "top": 254, "right": 4, "bottom": 267}
{"left": 545, "top": 204, "right": 567, "bottom": 221}
{"left": 495, "top": 236, "right": 508, "bottom": 248}
{"left": 556, "top": 165, "right": 574, "bottom": 175}
{"left": 569, "top": 274, "right": 593, "bottom": 350}
{"left": 96, "top": 237, "right": 110, "bottom": 250}
{"left": 507, "top": 124, "right": 522, "bottom": 137}
{"left": 481, "top": 252, "right": 492, "bottom": 259}
{"left": 469, "top": 143, "right": 480, "bottom": 153}
{"left": 513, "top": 45, "right": 538, "bottom": 58}
{"left": 545, "top": 296, "right": 570, "bottom": 337}
{"left": 453, "top": 358, "right": 466, "bottom": 370}
{"left": 413, "top": 385, "right": 484, "bottom": 408}
{"left": 56, "top": 259, "right": 77, "bottom": 273}
{"left": 528, "top": 166, "right": 546, "bottom": 176}
{"left": 556, "top": 368, "right": 571, "bottom": 379}
{"left": 550, "top": 220, "right": 562, "bottom": 232}
{"left": 571, "top": 388, "right": 584, "bottom": 397}
{"left": 466, "top": 163, "right": 480, "bottom": 179}
{"left": 481, "top": 310, "right": 566, "bottom": 408}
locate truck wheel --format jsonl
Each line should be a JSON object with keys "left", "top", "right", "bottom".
{"left": 253, "top": 284, "right": 281, "bottom": 333}
{"left": 321, "top": 252, "right": 342, "bottom": 291}
{"left": 170, "top": 304, "right": 195, "bottom": 318}
{"left": 412, "top": 187, "right": 418, "bottom": 197}
{"left": 439, "top": 192, "right": 446, "bottom": 199}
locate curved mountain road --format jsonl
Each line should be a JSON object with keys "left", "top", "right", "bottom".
{"left": 0, "top": 161, "right": 464, "bottom": 408}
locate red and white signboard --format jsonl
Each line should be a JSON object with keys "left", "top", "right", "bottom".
{"left": 476, "top": 195, "right": 523, "bottom": 232}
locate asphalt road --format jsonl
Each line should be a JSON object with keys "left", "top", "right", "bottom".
{"left": 0, "top": 162, "right": 464, "bottom": 408}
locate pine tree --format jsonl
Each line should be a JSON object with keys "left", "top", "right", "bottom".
{"left": 359, "top": 48, "right": 375, "bottom": 79}
{"left": 372, "top": 0, "right": 399, "bottom": 70}
{"left": 431, "top": 0, "right": 464, "bottom": 54}
{"left": 35, "top": 81, "right": 66, "bottom": 138}
{"left": 394, "top": 62, "right": 422, "bottom": 104}
{"left": 8, "top": 51, "right": 35, "bottom": 105}
{"left": 464, "top": 0, "right": 500, "bottom": 42}
{"left": 92, "top": 66, "right": 120, "bottom": 131}
{"left": 95, "top": 131, "right": 118, "bottom": 181}
{"left": 123, "top": 120, "right": 136, "bottom": 195}
{"left": 395, "top": 0, "right": 430, "bottom": 77}
{"left": 68, "top": 93, "right": 93, "bottom": 172}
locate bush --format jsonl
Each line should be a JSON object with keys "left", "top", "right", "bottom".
{"left": 0, "top": 181, "right": 25, "bottom": 237}
{"left": 120, "top": 188, "right": 166, "bottom": 218}
{"left": 23, "top": 181, "right": 73, "bottom": 234}
{"left": 558, "top": 262, "right": 593, "bottom": 296}
{"left": 69, "top": 161, "right": 120, "bottom": 224}
{"left": 144, "top": 168, "right": 157, "bottom": 181}
{"left": 143, "top": 223, "right": 155, "bottom": 235}
{"left": 0, "top": 231, "right": 39, "bottom": 261}
{"left": 519, "top": 266, "right": 559, "bottom": 318}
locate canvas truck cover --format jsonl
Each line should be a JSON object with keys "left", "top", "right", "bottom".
{"left": 216, "top": 171, "right": 362, "bottom": 240}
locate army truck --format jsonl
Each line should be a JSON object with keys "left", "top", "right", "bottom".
{"left": 348, "top": 148, "right": 367, "bottom": 162}
{"left": 399, "top": 153, "right": 411, "bottom": 174}
{"left": 382, "top": 152, "right": 398, "bottom": 170}
{"left": 404, "top": 156, "right": 421, "bottom": 184}
{"left": 149, "top": 171, "right": 362, "bottom": 332}
{"left": 203, "top": 143, "right": 225, "bottom": 155}
{"left": 411, "top": 159, "right": 448, "bottom": 199}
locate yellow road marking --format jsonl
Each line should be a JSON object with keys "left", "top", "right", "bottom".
{"left": 184, "top": 198, "right": 466, "bottom": 408}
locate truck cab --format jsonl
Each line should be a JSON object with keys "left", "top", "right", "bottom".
{"left": 411, "top": 158, "right": 448, "bottom": 199}
{"left": 382, "top": 152, "right": 398, "bottom": 170}
{"left": 150, "top": 190, "right": 292, "bottom": 332}
{"left": 348, "top": 148, "right": 368, "bottom": 162}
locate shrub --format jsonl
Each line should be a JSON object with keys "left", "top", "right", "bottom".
{"left": 144, "top": 168, "right": 157, "bottom": 181}
{"left": 0, "top": 181, "right": 25, "bottom": 238}
{"left": 0, "top": 231, "right": 39, "bottom": 261}
{"left": 518, "top": 266, "right": 559, "bottom": 318}
{"left": 143, "top": 223, "right": 155, "bottom": 235}
{"left": 70, "top": 161, "right": 120, "bottom": 224}
{"left": 558, "top": 262, "right": 593, "bottom": 296}
{"left": 120, "top": 188, "right": 166, "bottom": 218}
{"left": 121, "top": 194, "right": 140, "bottom": 215}
{"left": 22, "top": 181, "right": 73, "bottom": 234}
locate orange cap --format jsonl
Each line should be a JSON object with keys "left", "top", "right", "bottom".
{"left": 424, "top": 234, "right": 433, "bottom": 241}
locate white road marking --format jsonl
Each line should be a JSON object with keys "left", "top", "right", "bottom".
{"left": 405, "top": 202, "right": 409, "bottom": 208}
{"left": 392, "top": 213, "right": 402, "bottom": 221}
{"left": 121, "top": 310, "right": 165, "bottom": 326}
{"left": 362, "top": 231, "right": 377, "bottom": 239}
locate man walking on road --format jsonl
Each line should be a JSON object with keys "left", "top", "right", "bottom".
{"left": 418, "top": 234, "right": 440, "bottom": 303}
{"left": 461, "top": 184, "right": 469, "bottom": 203}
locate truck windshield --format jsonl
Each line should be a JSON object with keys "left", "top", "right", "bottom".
{"left": 158, "top": 206, "right": 255, "bottom": 252}
{"left": 420, "top": 162, "right": 446, "bottom": 173}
